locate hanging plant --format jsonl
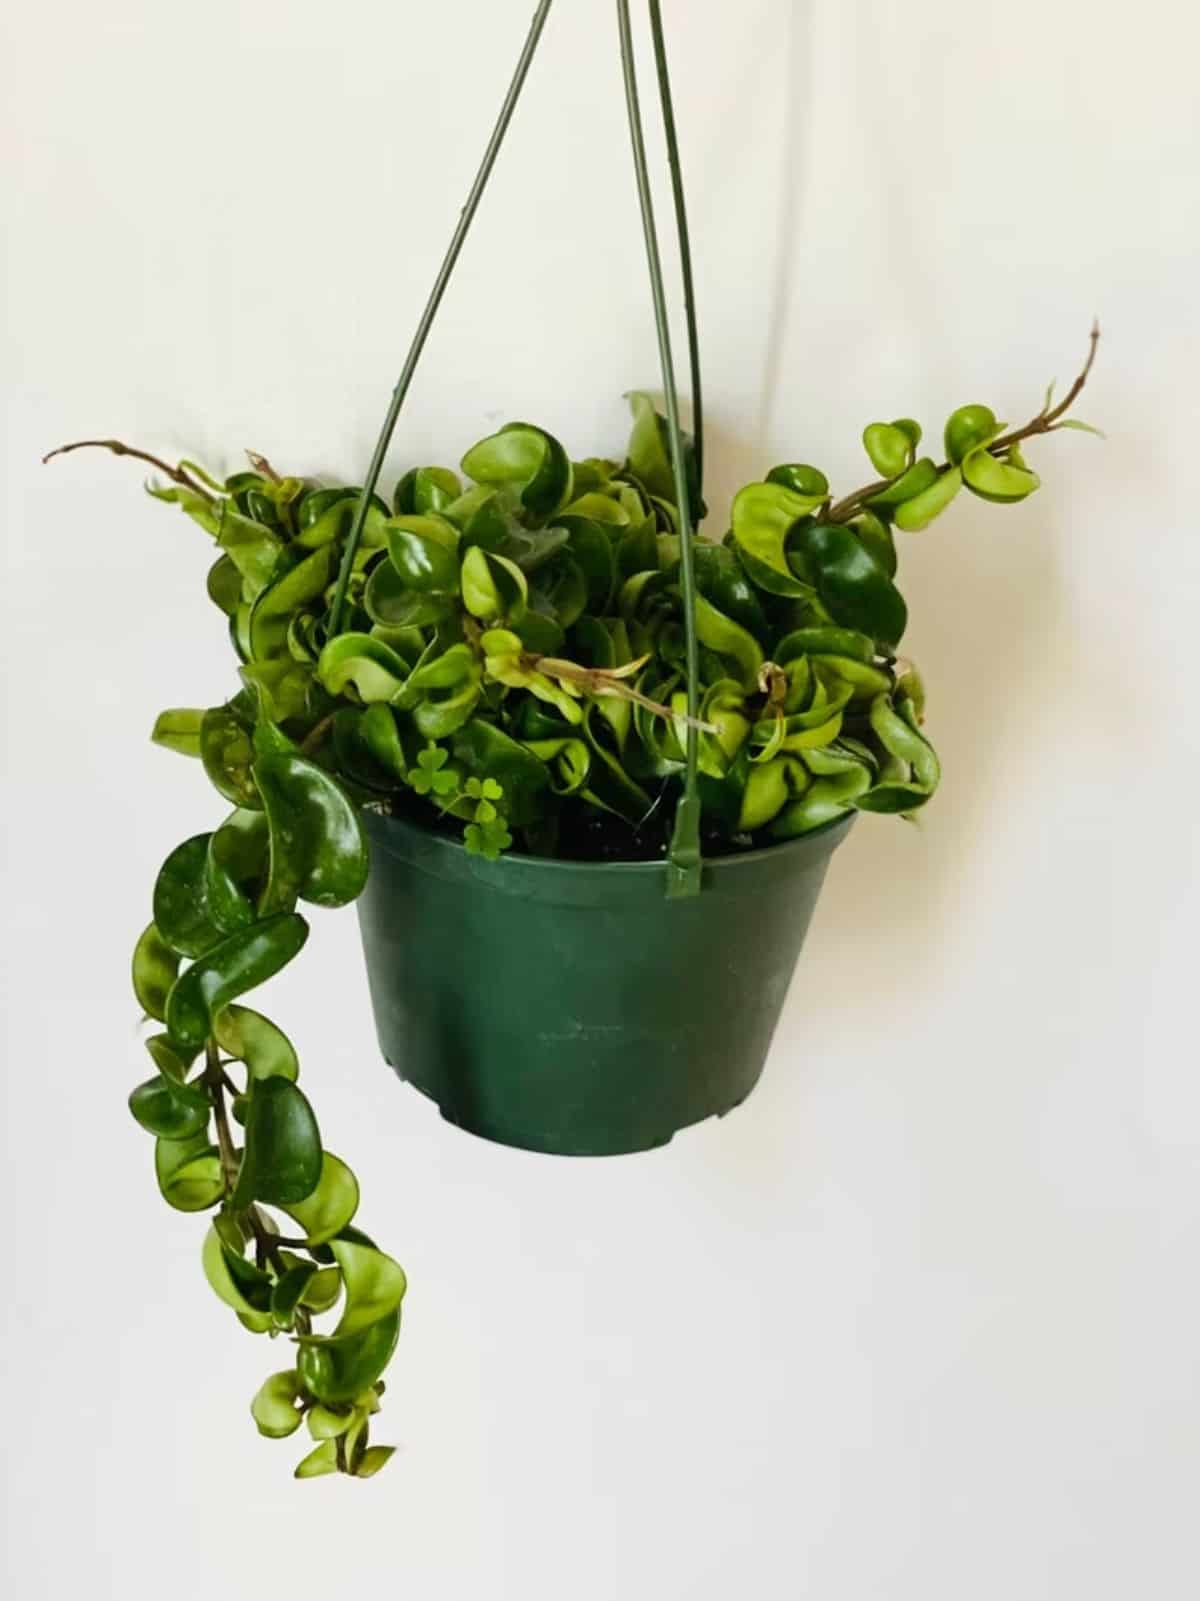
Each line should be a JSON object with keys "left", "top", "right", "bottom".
{"left": 46, "top": 0, "right": 1101, "bottom": 1478}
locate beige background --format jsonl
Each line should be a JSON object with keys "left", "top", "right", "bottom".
{"left": 3, "top": 1, "right": 1197, "bottom": 1596}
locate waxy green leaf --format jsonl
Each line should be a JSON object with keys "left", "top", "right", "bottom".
{"left": 152, "top": 834, "right": 223, "bottom": 959}
{"left": 248, "top": 545, "right": 336, "bottom": 661}
{"left": 461, "top": 546, "right": 527, "bottom": 622}
{"left": 129, "top": 1071, "right": 210, "bottom": 1140}
{"left": 297, "top": 1237, "right": 406, "bottom": 1405}
{"left": 205, "top": 810, "right": 269, "bottom": 934}
{"left": 462, "top": 423, "right": 573, "bottom": 523}
{"left": 232, "top": 1076, "right": 323, "bottom": 1208}
{"left": 944, "top": 404, "right": 1001, "bottom": 464}
{"left": 863, "top": 422, "right": 913, "bottom": 478}
{"left": 165, "top": 914, "right": 309, "bottom": 1049}
{"left": 317, "top": 633, "right": 412, "bottom": 704}
{"left": 200, "top": 705, "right": 259, "bottom": 809}
{"left": 384, "top": 513, "right": 461, "bottom": 592}
{"left": 280, "top": 1152, "right": 360, "bottom": 1245}
{"left": 201, "top": 1227, "right": 273, "bottom": 1328}
{"left": 854, "top": 693, "right": 941, "bottom": 813}
{"left": 625, "top": 393, "right": 702, "bottom": 520}
{"left": 731, "top": 482, "right": 822, "bottom": 597}
{"left": 151, "top": 709, "right": 205, "bottom": 758}
{"left": 216, "top": 503, "right": 283, "bottom": 599}
{"left": 298, "top": 1312, "right": 401, "bottom": 1406}
{"left": 693, "top": 594, "right": 763, "bottom": 691}
{"left": 251, "top": 1370, "right": 305, "bottom": 1439}
{"left": 294, "top": 1439, "right": 340, "bottom": 1479}
{"left": 789, "top": 522, "right": 908, "bottom": 646}
{"left": 867, "top": 457, "right": 939, "bottom": 510}
{"left": 394, "top": 465, "right": 462, "bottom": 516}
{"left": 213, "top": 1003, "right": 299, "bottom": 1083}
{"left": 270, "top": 1263, "right": 317, "bottom": 1329}
{"left": 355, "top": 1445, "right": 396, "bottom": 1478}
{"left": 155, "top": 1133, "right": 224, "bottom": 1213}
{"left": 893, "top": 466, "right": 963, "bottom": 531}
{"left": 254, "top": 750, "right": 369, "bottom": 913}
{"left": 962, "top": 445, "right": 1041, "bottom": 503}
{"left": 132, "top": 923, "right": 180, "bottom": 1021}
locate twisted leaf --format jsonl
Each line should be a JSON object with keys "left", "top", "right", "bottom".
{"left": 129, "top": 1071, "right": 210, "bottom": 1140}
{"left": 253, "top": 748, "right": 368, "bottom": 913}
{"left": 251, "top": 1371, "right": 305, "bottom": 1439}
{"left": 232, "top": 1077, "right": 323, "bottom": 1208}
{"left": 731, "top": 482, "right": 822, "bottom": 597}
{"left": 151, "top": 709, "right": 205, "bottom": 758}
{"left": 461, "top": 422, "right": 573, "bottom": 523}
{"left": 212, "top": 1004, "right": 298, "bottom": 1082}
{"left": 132, "top": 923, "right": 180, "bottom": 1021}
{"left": 155, "top": 1133, "right": 224, "bottom": 1213}
{"left": 152, "top": 834, "right": 223, "bottom": 959}
{"left": 279, "top": 1152, "right": 360, "bottom": 1245}
{"left": 165, "top": 914, "right": 309, "bottom": 1049}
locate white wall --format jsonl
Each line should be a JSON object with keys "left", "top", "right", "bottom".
{"left": 3, "top": 2, "right": 1198, "bottom": 1597}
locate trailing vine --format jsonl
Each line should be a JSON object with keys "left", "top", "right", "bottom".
{"left": 48, "top": 330, "right": 1099, "bottom": 1477}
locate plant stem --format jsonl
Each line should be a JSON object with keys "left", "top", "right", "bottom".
{"left": 205, "top": 1040, "right": 239, "bottom": 1189}
{"left": 326, "top": 0, "right": 556, "bottom": 636}
{"left": 245, "top": 450, "right": 282, "bottom": 483}
{"left": 617, "top": 0, "right": 702, "bottom": 897}
{"left": 41, "top": 439, "right": 217, "bottom": 502}
{"left": 299, "top": 713, "right": 337, "bottom": 756}
{"left": 530, "top": 653, "right": 716, "bottom": 731}
{"left": 825, "top": 323, "right": 1101, "bottom": 523}
{"left": 648, "top": 0, "right": 703, "bottom": 499}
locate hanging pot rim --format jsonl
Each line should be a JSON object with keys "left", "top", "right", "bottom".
{"left": 361, "top": 800, "right": 854, "bottom": 882}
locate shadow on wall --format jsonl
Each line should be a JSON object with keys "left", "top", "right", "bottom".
{"left": 701, "top": 416, "right": 1071, "bottom": 1012}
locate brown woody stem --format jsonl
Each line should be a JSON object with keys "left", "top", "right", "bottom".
{"left": 42, "top": 438, "right": 217, "bottom": 502}
{"left": 205, "top": 1040, "right": 240, "bottom": 1189}
{"left": 527, "top": 654, "right": 717, "bottom": 732}
{"left": 825, "top": 322, "right": 1100, "bottom": 523}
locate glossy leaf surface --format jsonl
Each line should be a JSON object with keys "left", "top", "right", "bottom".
{"left": 165, "top": 914, "right": 309, "bottom": 1048}
{"left": 232, "top": 1077, "right": 322, "bottom": 1207}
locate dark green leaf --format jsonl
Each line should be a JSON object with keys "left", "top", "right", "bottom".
{"left": 232, "top": 1077, "right": 322, "bottom": 1207}
{"left": 789, "top": 522, "right": 908, "bottom": 646}
{"left": 270, "top": 1264, "right": 317, "bottom": 1329}
{"left": 253, "top": 751, "right": 369, "bottom": 913}
{"left": 205, "top": 810, "right": 270, "bottom": 934}
{"left": 129, "top": 1071, "right": 210, "bottom": 1140}
{"left": 165, "top": 914, "right": 309, "bottom": 1049}
{"left": 152, "top": 834, "right": 223, "bottom": 958}
{"left": 384, "top": 514, "right": 461, "bottom": 592}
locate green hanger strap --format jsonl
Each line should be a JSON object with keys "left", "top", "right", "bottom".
{"left": 617, "top": 0, "right": 702, "bottom": 898}
{"left": 327, "top": 0, "right": 556, "bottom": 637}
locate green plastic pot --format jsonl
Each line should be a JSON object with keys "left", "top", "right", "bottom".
{"left": 356, "top": 808, "right": 854, "bottom": 1157}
